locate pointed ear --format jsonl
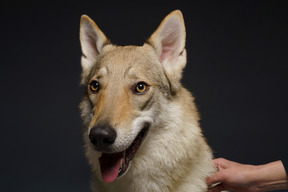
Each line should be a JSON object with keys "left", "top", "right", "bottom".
{"left": 80, "top": 15, "right": 110, "bottom": 72}
{"left": 148, "top": 10, "right": 186, "bottom": 92}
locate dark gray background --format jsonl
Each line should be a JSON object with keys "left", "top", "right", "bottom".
{"left": 1, "top": 1, "right": 287, "bottom": 191}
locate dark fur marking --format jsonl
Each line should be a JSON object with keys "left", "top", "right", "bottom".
{"left": 140, "top": 93, "right": 154, "bottom": 111}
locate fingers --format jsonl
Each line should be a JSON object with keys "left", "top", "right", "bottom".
{"left": 207, "top": 158, "right": 236, "bottom": 186}
{"left": 208, "top": 183, "right": 227, "bottom": 192}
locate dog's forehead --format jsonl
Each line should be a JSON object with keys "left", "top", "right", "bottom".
{"left": 99, "top": 45, "right": 159, "bottom": 74}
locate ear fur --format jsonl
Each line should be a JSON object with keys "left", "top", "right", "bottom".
{"left": 148, "top": 10, "right": 186, "bottom": 92}
{"left": 79, "top": 15, "right": 110, "bottom": 74}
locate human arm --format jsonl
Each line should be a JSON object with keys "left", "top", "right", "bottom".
{"left": 207, "top": 158, "right": 288, "bottom": 192}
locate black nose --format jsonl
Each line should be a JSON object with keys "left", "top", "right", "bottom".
{"left": 89, "top": 125, "right": 117, "bottom": 148}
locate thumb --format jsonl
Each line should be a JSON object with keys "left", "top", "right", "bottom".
{"left": 213, "top": 158, "right": 235, "bottom": 170}
{"left": 206, "top": 170, "right": 227, "bottom": 186}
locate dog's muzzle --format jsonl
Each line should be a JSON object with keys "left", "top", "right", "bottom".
{"left": 89, "top": 124, "right": 117, "bottom": 151}
{"left": 88, "top": 122, "right": 150, "bottom": 183}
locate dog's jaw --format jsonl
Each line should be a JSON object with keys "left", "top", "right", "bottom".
{"left": 98, "top": 124, "right": 150, "bottom": 183}
{"left": 118, "top": 125, "right": 149, "bottom": 177}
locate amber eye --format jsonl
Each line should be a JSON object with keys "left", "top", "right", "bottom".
{"left": 134, "top": 82, "right": 149, "bottom": 94}
{"left": 89, "top": 80, "right": 100, "bottom": 93}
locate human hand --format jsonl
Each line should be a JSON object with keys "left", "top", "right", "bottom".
{"left": 207, "top": 158, "right": 258, "bottom": 192}
{"left": 207, "top": 158, "right": 288, "bottom": 192}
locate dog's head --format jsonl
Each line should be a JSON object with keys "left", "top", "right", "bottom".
{"left": 79, "top": 10, "right": 186, "bottom": 183}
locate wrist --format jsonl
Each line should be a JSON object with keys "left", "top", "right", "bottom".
{"left": 253, "top": 161, "right": 288, "bottom": 192}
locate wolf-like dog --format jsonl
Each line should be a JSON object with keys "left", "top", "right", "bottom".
{"left": 79, "top": 10, "right": 215, "bottom": 192}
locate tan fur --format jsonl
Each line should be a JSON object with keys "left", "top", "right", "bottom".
{"left": 79, "top": 10, "right": 216, "bottom": 192}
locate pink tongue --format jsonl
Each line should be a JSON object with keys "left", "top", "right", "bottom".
{"left": 98, "top": 152, "right": 123, "bottom": 183}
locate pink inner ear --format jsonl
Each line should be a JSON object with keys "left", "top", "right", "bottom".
{"left": 160, "top": 37, "right": 181, "bottom": 63}
{"left": 83, "top": 22, "right": 100, "bottom": 56}
{"left": 160, "top": 46, "right": 171, "bottom": 62}
{"left": 159, "top": 21, "right": 182, "bottom": 63}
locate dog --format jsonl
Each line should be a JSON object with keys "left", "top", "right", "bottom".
{"left": 79, "top": 10, "right": 215, "bottom": 192}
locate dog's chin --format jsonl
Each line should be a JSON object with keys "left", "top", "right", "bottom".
{"left": 97, "top": 125, "right": 149, "bottom": 182}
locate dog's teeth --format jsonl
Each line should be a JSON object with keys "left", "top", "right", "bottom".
{"left": 120, "top": 154, "right": 125, "bottom": 169}
{"left": 119, "top": 159, "right": 122, "bottom": 172}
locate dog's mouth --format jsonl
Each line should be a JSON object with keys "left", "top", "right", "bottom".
{"left": 98, "top": 126, "right": 149, "bottom": 183}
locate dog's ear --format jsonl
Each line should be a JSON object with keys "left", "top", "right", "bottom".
{"left": 148, "top": 10, "right": 186, "bottom": 92}
{"left": 80, "top": 15, "right": 110, "bottom": 72}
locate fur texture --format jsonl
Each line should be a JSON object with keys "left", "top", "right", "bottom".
{"left": 79, "top": 10, "right": 215, "bottom": 192}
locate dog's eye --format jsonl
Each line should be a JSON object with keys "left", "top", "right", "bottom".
{"left": 133, "top": 82, "right": 149, "bottom": 94}
{"left": 89, "top": 80, "right": 100, "bottom": 93}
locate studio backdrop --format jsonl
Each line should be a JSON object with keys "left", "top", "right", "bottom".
{"left": 1, "top": 1, "right": 287, "bottom": 192}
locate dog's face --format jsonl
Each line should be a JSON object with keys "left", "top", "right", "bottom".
{"left": 85, "top": 45, "right": 168, "bottom": 151}
{"left": 79, "top": 10, "right": 186, "bottom": 183}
